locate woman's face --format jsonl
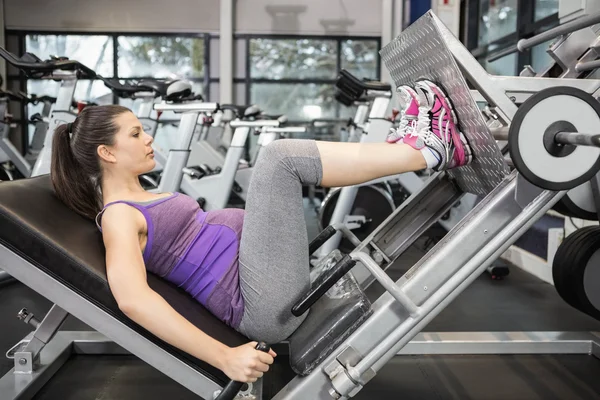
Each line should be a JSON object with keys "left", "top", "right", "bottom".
{"left": 103, "top": 111, "right": 156, "bottom": 176}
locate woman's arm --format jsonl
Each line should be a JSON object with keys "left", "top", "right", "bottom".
{"left": 101, "top": 204, "right": 275, "bottom": 382}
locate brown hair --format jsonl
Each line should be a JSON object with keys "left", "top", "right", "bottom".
{"left": 50, "top": 104, "right": 131, "bottom": 220}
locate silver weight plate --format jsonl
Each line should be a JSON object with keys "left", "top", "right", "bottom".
{"left": 509, "top": 86, "right": 600, "bottom": 191}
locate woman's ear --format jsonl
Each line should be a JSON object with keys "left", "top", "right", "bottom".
{"left": 97, "top": 144, "right": 116, "bottom": 163}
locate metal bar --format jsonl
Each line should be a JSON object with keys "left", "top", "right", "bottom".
{"left": 490, "top": 126, "right": 509, "bottom": 141}
{"left": 153, "top": 102, "right": 219, "bottom": 112}
{"left": 576, "top": 58, "right": 600, "bottom": 73}
{"left": 32, "top": 305, "right": 69, "bottom": 345}
{"left": 0, "top": 244, "right": 223, "bottom": 398}
{"left": 357, "top": 174, "right": 563, "bottom": 377}
{"left": 261, "top": 127, "right": 307, "bottom": 134}
{"left": 517, "top": 12, "right": 600, "bottom": 52}
{"left": 0, "top": 268, "right": 13, "bottom": 284}
{"left": 0, "top": 333, "right": 72, "bottom": 400}
{"left": 398, "top": 331, "right": 597, "bottom": 355}
{"left": 487, "top": 45, "right": 519, "bottom": 63}
{"left": 555, "top": 131, "right": 600, "bottom": 147}
{"left": 489, "top": 76, "right": 600, "bottom": 97}
{"left": 351, "top": 252, "right": 419, "bottom": 315}
{"left": 229, "top": 119, "right": 281, "bottom": 128}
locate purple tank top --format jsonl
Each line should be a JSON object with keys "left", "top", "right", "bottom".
{"left": 95, "top": 193, "right": 245, "bottom": 328}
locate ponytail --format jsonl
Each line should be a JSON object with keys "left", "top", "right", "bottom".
{"left": 50, "top": 122, "right": 101, "bottom": 220}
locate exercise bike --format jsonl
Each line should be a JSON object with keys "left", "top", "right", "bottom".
{"left": 0, "top": 47, "right": 96, "bottom": 177}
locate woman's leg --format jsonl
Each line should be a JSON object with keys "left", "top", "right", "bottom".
{"left": 237, "top": 139, "right": 426, "bottom": 343}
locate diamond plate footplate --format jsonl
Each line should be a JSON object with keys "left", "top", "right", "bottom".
{"left": 380, "top": 11, "right": 510, "bottom": 196}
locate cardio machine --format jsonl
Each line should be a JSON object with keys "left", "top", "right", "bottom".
{"left": 155, "top": 99, "right": 306, "bottom": 210}
{"left": 0, "top": 47, "right": 96, "bottom": 177}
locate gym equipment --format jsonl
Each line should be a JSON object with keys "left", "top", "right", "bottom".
{"left": 508, "top": 86, "right": 600, "bottom": 192}
{"left": 316, "top": 70, "right": 426, "bottom": 256}
{"left": 186, "top": 104, "right": 262, "bottom": 172}
{"left": 155, "top": 100, "right": 306, "bottom": 210}
{"left": 0, "top": 47, "right": 96, "bottom": 177}
{"left": 0, "top": 47, "right": 97, "bottom": 176}
{"left": 2, "top": 12, "right": 600, "bottom": 400}
{"left": 0, "top": 90, "right": 29, "bottom": 180}
{"left": 553, "top": 225, "right": 600, "bottom": 320}
{"left": 484, "top": 8, "right": 600, "bottom": 220}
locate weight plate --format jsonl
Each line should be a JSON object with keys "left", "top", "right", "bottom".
{"left": 570, "top": 227, "right": 600, "bottom": 320}
{"left": 583, "top": 248, "right": 600, "bottom": 314}
{"left": 553, "top": 182, "right": 598, "bottom": 221}
{"left": 318, "top": 185, "right": 395, "bottom": 253}
{"left": 509, "top": 86, "right": 600, "bottom": 191}
{"left": 553, "top": 227, "right": 592, "bottom": 310}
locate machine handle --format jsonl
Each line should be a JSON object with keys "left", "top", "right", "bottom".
{"left": 308, "top": 225, "right": 337, "bottom": 255}
{"left": 215, "top": 342, "right": 271, "bottom": 400}
{"left": 291, "top": 255, "right": 357, "bottom": 317}
{"left": 488, "top": 12, "right": 600, "bottom": 63}
{"left": 0, "top": 47, "right": 97, "bottom": 78}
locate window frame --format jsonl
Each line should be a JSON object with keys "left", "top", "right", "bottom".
{"left": 239, "top": 34, "right": 381, "bottom": 122}
{"left": 464, "top": 0, "right": 559, "bottom": 75}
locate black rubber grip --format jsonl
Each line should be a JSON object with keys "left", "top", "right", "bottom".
{"left": 291, "top": 255, "right": 357, "bottom": 317}
{"left": 308, "top": 225, "right": 337, "bottom": 255}
{"left": 215, "top": 342, "right": 270, "bottom": 400}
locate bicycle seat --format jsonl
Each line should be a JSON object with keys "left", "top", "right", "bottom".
{"left": 220, "top": 104, "right": 261, "bottom": 119}
{"left": 138, "top": 80, "right": 192, "bottom": 101}
{"left": 0, "top": 47, "right": 96, "bottom": 79}
{"left": 101, "top": 78, "right": 157, "bottom": 99}
{"left": 335, "top": 69, "right": 391, "bottom": 103}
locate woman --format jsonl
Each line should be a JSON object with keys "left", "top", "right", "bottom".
{"left": 50, "top": 79, "right": 471, "bottom": 384}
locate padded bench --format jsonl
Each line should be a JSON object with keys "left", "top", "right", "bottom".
{"left": 0, "top": 175, "right": 245, "bottom": 386}
{"left": 0, "top": 175, "right": 372, "bottom": 398}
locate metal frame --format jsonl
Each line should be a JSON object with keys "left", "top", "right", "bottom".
{"left": 0, "top": 243, "right": 224, "bottom": 400}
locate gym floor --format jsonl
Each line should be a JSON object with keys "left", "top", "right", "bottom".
{"left": 2, "top": 201, "right": 600, "bottom": 400}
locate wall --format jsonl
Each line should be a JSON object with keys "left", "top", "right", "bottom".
{"left": 235, "top": 0, "right": 382, "bottom": 36}
{"left": 4, "top": 0, "right": 220, "bottom": 32}
{"left": 6, "top": 0, "right": 382, "bottom": 36}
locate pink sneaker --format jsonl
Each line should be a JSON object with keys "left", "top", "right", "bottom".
{"left": 403, "top": 80, "right": 473, "bottom": 170}
{"left": 386, "top": 85, "right": 420, "bottom": 143}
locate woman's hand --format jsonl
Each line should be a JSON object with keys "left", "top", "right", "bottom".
{"left": 222, "top": 342, "right": 277, "bottom": 382}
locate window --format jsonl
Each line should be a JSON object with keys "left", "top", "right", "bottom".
{"left": 341, "top": 40, "right": 379, "bottom": 79}
{"left": 483, "top": 53, "right": 517, "bottom": 76}
{"left": 478, "top": 0, "right": 518, "bottom": 46}
{"left": 467, "top": 0, "right": 559, "bottom": 76}
{"left": 535, "top": 0, "right": 559, "bottom": 21}
{"left": 530, "top": 39, "right": 555, "bottom": 73}
{"left": 26, "top": 34, "right": 114, "bottom": 76}
{"left": 118, "top": 36, "right": 205, "bottom": 79}
{"left": 247, "top": 37, "right": 380, "bottom": 122}
{"left": 7, "top": 32, "right": 210, "bottom": 154}
{"left": 250, "top": 39, "right": 337, "bottom": 80}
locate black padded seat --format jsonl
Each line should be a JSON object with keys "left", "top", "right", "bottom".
{"left": 338, "top": 69, "right": 391, "bottom": 92}
{"left": 138, "top": 80, "right": 172, "bottom": 97}
{"left": 335, "top": 69, "right": 391, "bottom": 104}
{"left": 0, "top": 176, "right": 247, "bottom": 385}
{"left": 221, "top": 104, "right": 261, "bottom": 119}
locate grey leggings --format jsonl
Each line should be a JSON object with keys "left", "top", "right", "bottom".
{"left": 238, "top": 139, "right": 323, "bottom": 344}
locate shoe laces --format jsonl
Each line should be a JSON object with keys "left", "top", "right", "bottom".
{"left": 415, "top": 105, "right": 452, "bottom": 163}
